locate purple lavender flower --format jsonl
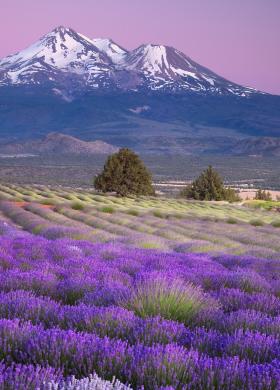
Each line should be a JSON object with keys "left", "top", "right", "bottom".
{"left": 0, "top": 217, "right": 278, "bottom": 388}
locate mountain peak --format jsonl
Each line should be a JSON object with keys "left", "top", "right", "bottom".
{"left": 141, "top": 43, "right": 167, "bottom": 50}
{"left": 51, "top": 25, "right": 73, "bottom": 35}
{"left": 0, "top": 26, "right": 114, "bottom": 87}
{"left": 122, "top": 43, "right": 257, "bottom": 94}
{"left": 52, "top": 25, "right": 71, "bottom": 33}
{"left": 48, "top": 26, "right": 95, "bottom": 46}
{"left": 125, "top": 44, "right": 170, "bottom": 72}
{"left": 0, "top": 26, "right": 259, "bottom": 96}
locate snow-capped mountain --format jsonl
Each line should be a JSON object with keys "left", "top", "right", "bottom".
{"left": 0, "top": 26, "right": 257, "bottom": 95}
{"left": 122, "top": 44, "right": 255, "bottom": 94}
{"left": 0, "top": 26, "right": 115, "bottom": 89}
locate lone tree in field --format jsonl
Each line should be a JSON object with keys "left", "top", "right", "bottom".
{"left": 181, "top": 165, "right": 240, "bottom": 202}
{"left": 94, "top": 148, "right": 155, "bottom": 197}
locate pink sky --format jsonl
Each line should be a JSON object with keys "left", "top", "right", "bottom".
{"left": 1, "top": 0, "right": 279, "bottom": 94}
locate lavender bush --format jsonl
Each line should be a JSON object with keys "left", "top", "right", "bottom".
{"left": 0, "top": 209, "right": 279, "bottom": 388}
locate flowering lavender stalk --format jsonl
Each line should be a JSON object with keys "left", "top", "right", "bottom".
{"left": 0, "top": 362, "right": 61, "bottom": 390}
{"left": 44, "top": 374, "right": 132, "bottom": 390}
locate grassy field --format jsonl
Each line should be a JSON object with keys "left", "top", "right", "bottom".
{"left": 0, "top": 184, "right": 280, "bottom": 388}
{"left": 243, "top": 199, "right": 280, "bottom": 211}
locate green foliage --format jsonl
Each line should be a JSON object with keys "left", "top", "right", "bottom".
{"left": 13, "top": 197, "right": 23, "bottom": 202}
{"left": 32, "top": 224, "right": 45, "bottom": 234}
{"left": 76, "top": 195, "right": 88, "bottom": 201}
{"left": 61, "top": 194, "right": 76, "bottom": 201}
{"left": 40, "top": 199, "right": 56, "bottom": 206}
{"left": 172, "top": 213, "right": 184, "bottom": 219}
{"left": 180, "top": 166, "right": 240, "bottom": 202}
{"left": 100, "top": 206, "right": 115, "bottom": 214}
{"left": 223, "top": 187, "right": 241, "bottom": 202}
{"left": 140, "top": 242, "right": 163, "bottom": 249}
{"left": 94, "top": 148, "right": 155, "bottom": 197}
{"left": 244, "top": 200, "right": 280, "bottom": 211}
{"left": 255, "top": 189, "right": 272, "bottom": 201}
{"left": 271, "top": 220, "right": 280, "bottom": 228}
{"left": 226, "top": 217, "right": 238, "bottom": 224}
{"left": 249, "top": 219, "right": 264, "bottom": 227}
{"left": 71, "top": 202, "right": 84, "bottom": 210}
{"left": 126, "top": 209, "right": 139, "bottom": 216}
{"left": 153, "top": 210, "right": 167, "bottom": 219}
{"left": 124, "top": 277, "right": 213, "bottom": 324}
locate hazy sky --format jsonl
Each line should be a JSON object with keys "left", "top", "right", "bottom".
{"left": 1, "top": 0, "right": 279, "bottom": 94}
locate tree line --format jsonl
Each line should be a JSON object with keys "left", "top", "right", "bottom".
{"left": 94, "top": 148, "right": 270, "bottom": 202}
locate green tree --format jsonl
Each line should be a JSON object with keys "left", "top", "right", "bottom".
{"left": 94, "top": 148, "right": 155, "bottom": 197}
{"left": 181, "top": 166, "right": 240, "bottom": 202}
{"left": 255, "top": 189, "right": 272, "bottom": 201}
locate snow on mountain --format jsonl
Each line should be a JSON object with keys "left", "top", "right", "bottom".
{"left": 0, "top": 26, "right": 114, "bottom": 87}
{"left": 91, "top": 38, "right": 127, "bottom": 63}
{"left": 122, "top": 44, "right": 256, "bottom": 94}
{"left": 0, "top": 26, "right": 258, "bottom": 96}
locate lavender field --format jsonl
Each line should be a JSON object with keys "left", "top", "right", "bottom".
{"left": 0, "top": 184, "right": 280, "bottom": 389}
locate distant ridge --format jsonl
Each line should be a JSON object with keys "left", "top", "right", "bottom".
{"left": 231, "top": 137, "right": 280, "bottom": 156}
{"left": 0, "top": 133, "right": 118, "bottom": 156}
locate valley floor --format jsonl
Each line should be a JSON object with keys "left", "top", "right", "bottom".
{"left": 0, "top": 154, "right": 280, "bottom": 192}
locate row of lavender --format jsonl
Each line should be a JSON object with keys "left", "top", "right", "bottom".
{"left": 0, "top": 217, "right": 280, "bottom": 389}
{"left": 1, "top": 200, "right": 280, "bottom": 259}
{"left": 0, "top": 364, "right": 131, "bottom": 390}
